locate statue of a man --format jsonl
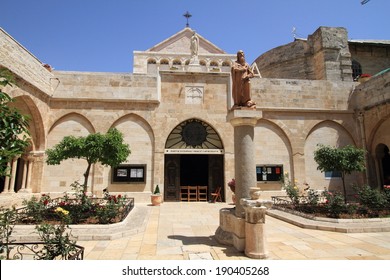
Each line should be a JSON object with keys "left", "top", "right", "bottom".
{"left": 231, "top": 50, "right": 256, "bottom": 109}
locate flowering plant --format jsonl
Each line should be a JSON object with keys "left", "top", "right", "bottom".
{"left": 228, "top": 178, "right": 235, "bottom": 193}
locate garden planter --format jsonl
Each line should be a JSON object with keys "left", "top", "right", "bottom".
{"left": 151, "top": 194, "right": 162, "bottom": 206}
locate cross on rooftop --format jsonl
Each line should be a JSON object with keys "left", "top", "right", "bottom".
{"left": 183, "top": 11, "right": 192, "bottom": 27}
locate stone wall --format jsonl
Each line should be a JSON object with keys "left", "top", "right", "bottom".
{"left": 255, "top": 27, "right": 352, "bottom": 82}
{"left": 350, "top": 42, "right": 390, "bottom": 76}
{"left": 52, "top": 71, "right": 158, "bottom": 102}
{"left": 251, "top": 77, "right": 355, "bottom": 110}
{"left": 350, "top": 71, "right": 390, "bottom": 187}
{"left": 0, "top": 28, "right": 53, "bottom": 95}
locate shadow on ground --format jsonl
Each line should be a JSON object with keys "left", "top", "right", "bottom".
{"left": 167, "top": 234, "right": 247, "bottom": 258}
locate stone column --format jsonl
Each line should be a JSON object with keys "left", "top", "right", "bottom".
{"left": 18, "top": 156, "right": 32, "bottom": 193}
{"left": 228, "top": 110, "right": 262, "bottom": 217}
{"left": 8, "top": 158, "right": 18, "bottom": 193}
{"left": 2, "top": 162, "right": 11, "bottom": 193}
{"left": 241, "top": 199, "right": 271, "bottom": 259}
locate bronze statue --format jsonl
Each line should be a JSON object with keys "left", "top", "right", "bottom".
{"left": 231, "top": 50, "right": 256, "bottom": 109}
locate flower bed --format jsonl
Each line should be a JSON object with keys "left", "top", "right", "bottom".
{"left": 279, "top": 174, "right": 390, "bottom": 218}
{"left": 16, "top": 182, "right": 134, "bottom": 225}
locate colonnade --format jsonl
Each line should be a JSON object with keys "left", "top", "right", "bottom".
{"left": 1, "top": 155, "right": 34, "bottom": 194}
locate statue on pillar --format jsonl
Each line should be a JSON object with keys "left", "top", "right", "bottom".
{"left": 231, "top": 50, "right": 256, "bottom": 109}
{"left": 190, "top": 31, "right": 199, "bottom": 64}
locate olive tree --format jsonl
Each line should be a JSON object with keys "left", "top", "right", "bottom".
{"left": 0, "top": 69, "right": 31, "bottom": 177}
{"left": 46, "top": 128, "right": 131, "bottom": 194}
{"left": 314, "top": 144, "right": 365, "bottom": 203}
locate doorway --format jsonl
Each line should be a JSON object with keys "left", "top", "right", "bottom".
{"left": 164, "top": 154, "right": 224, "bottom": 201}
{"left": 180, "top": 155, "right": 208, "bottom": 186}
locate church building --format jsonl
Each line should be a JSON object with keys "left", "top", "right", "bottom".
{"left": 0, "top": 25, "right": 389, "bottom": 205}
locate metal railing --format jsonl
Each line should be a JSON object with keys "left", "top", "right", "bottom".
{"left": 1, "top": 242, "right": 84, "bottom": 260}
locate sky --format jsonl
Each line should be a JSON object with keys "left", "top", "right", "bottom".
{"left": 1, "top": 0, "right": 389, "bottom": 73}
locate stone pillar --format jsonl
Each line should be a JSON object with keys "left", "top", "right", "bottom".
{"left": 215, "top": 110, "right": 265, "bottom": 256}
{"left": 2, "top": 162, "right": 11, "bottom": 193}
{"left": 241, "top": 199, "right": 271, "bottom": 259}
{"left": 8, "top": 158, "right": 18, "bottom": 193}
{"left": 18, "top": 156, "right": 32, "bottom": 193}
{"left": 228, "top": 110, "right": 262, "bottom": 217}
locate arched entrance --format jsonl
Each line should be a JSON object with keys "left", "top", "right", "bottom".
{"left": 376, "top": 144, "right": 390, "bottom": 187}
{"left": 164, "top": 119, "right": 224, "bottom": 201}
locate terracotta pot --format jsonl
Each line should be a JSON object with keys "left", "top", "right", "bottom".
{"left": 151, "top": 194, "right": 162, "bottom": 206}
{"left": 358, "top": 77, "right": 371, "bottom": 83}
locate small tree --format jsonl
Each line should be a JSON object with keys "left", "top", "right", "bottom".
{"left": 314, "top": 144, "right": 365, "bottom": 203}
{"left": 0, "top": 69, "right": 31, "bottom": 177}
{"left": 46, "top": 128, "right": 131, "bottom": 195}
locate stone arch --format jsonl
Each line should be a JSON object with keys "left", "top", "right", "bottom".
{"left": 254, "top": 119, "right": 293, "bottom": 183}
{"left": 368, "top": 117, "right": 390, "bottom": 187}
{"left": 147, "top": 58, "right": 157, "bottom": 64}
{"left": 222, "top": 60, "right": 231, "bottom": 67}
{"left": 49, "top": 112, "right": 95, "bottom": 134}
{"left": 374, "top": 144, "right": 390, "bottom": 188}
{"left": 10, "top": 95, "right": 45, "bottom": 151}
{"left": 304, "top": 120, "right": 357, "bottom": 192}
{"left": 108, "top": 114, "right": 155, "bottom": 193}
{"left": 42, "top": 113, "right": 96, "bottom": 193}
{"left": 165, "top": 118, "right": 224, "bottom": 150}
{"left": 164, "top": 118, "right": 225, "bottom": 201}
{"left": 160, "top": 58, "right": 169, "bottom": 65}
{"left": 172, "top": 59, "right": 182, "bottom": 65}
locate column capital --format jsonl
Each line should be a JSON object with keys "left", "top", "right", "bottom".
{"left": 227, "top": 110, "right": 262, "bottom": 127}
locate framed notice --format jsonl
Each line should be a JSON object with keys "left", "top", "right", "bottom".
{"left": 112, "top": 164, "right": 146, "bottom": 183}
{"left": 256, "top": 165, "right": 283, "bottom": 182}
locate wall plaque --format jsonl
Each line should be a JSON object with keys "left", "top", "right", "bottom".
{"left": 185, "top": 86, "right": 203, "bottom": 104}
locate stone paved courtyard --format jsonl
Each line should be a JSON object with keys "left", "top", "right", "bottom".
{"left": 76, "top": 202, "right": 390, "bottom": 260}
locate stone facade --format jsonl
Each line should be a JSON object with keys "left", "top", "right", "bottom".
{"left": 1, "top": 26, "right": 389, "bottom": 205}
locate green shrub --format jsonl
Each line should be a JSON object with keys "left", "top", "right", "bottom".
{"left": 96, "top": 194, "right": 127, "bottom": 224}
{"left": 281, "top": 173, "right": 300, "bottom": 205}
{"left": 354, "top": 185, "right": 387, "bottom": 209}
{"left": 322, "top": 191, "right": 346, "bottom": 218}
{"left": 22, "top": 194, "right": 52, "bottom": 223}
{"left": 0, "top": 207, "right": 17, "bottom": 259}
{"left": 35, "top": 223, "right": 77, "bottom": 260}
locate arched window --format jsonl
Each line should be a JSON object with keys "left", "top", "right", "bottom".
{"left": 352, "top": 59, "right": 362, "bottom": 81}
{"left": 147, "top": 58, "right": 157, "bottom": 64}
{"left": 222, "top": 61, "right": 231, "bottom": 67}
{"left": 210, "top": 61, "right": 219, "bottom": 67}
{"left": 173, "top": 59, "right": 182, "bottom": 65}
{"left": 165, "top": 119, "right": 223, "bottom": 150}
{"left": 199, "top": 60, "right": 206, "bottom": 66}
{"left": 160, "top": 59, "right": 169, "bottom": 65}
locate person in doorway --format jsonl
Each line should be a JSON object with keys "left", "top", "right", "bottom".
{"left": 231, "top": 50, "right": 256, "bottom": 109}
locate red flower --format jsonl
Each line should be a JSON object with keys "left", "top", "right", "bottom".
{"left": 43, "top": 200, "right": 49, "bottom": 206}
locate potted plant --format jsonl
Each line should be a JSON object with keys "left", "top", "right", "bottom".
{"left": 358, "top": 73, "right": 371, "bottom": 83}
{"left": 228, "top": 179, "right": 236, "bottom": 204}
{"left": 151, "top": 185, "right": 162, "bottom": 206}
